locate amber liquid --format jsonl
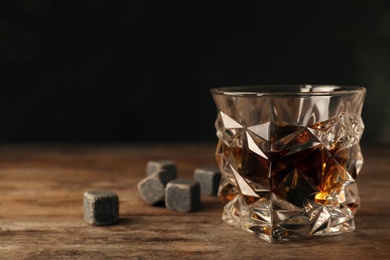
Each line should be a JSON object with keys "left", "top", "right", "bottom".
{"left": 216, "top": 125, "right": 360, "bottom": 213}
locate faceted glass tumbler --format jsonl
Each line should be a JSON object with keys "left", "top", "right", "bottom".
{"left": 210, "top": 85, "right": 366, "bottom": 242}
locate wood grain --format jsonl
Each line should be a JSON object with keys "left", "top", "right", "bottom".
{"left": 0, "top": 143, "right": 389, "bottom": 259}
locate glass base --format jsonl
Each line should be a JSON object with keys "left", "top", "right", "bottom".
{"left": 221, "top": 193, "right": 356, "bottom": 243}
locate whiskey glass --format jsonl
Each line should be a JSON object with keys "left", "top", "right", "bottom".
{"left": 211, "top": 85, "right": 366, "bottom": 242}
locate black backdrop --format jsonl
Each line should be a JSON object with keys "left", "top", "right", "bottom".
{"left": 0, "top": 1, "right": 389, "bottom": 144}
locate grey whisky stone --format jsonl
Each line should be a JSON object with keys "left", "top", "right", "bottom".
{"left": 83, "top": 190, "right": 119, "bottom": 226}
{"left": 146, "top": 160, "right": 177, "bottom": 177}
{"left": 138, "top": 170, "right": 176, "bottom": 205}
{"left": 165, "top": 179, "right": 200, "bottom": 213}
{"left": 193, "top": 167, "right": 221, "bottom": 196}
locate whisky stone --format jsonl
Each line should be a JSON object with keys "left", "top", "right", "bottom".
{"left": 193, "top": 167, "right": 221, "bottom": 196}
{"left": 146, "top": 160, "right": 177, "bottom": 177}
{"left": 165, "top": 179, "right": 200, "bottom": 213}
{"left": 138, "top": 170, "right": 176, "bottom": 205}
{"left": 83, "top": 190, "right": 119, "bottom": 226}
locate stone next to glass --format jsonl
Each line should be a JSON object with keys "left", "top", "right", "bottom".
{"left": 210, "top": 85, "right": 366, "bottom": 242}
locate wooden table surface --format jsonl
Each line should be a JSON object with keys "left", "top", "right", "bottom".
{"left": 0, "top": 143, "right": 389, "bottom": 259}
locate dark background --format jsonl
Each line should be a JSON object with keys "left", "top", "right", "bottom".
{"left": 1, "top": 1, "right": 389, "bottom": 144}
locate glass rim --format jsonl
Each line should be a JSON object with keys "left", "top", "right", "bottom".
{"left": 210, "top": 84, "right": 366, "bottom": 97}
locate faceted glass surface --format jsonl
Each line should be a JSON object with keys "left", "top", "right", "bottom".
{"left": 211, "top": 85, "right": 366, "bottom": 242}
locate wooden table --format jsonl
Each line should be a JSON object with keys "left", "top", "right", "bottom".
{"left": 0, "top": 143, "right": 389, "bottom": 259}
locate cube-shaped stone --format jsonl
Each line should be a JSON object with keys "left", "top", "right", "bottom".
{"left": 83, "top": 190, "right": 119, "bottom": 226}
{"left": 165, "top": 179, "right": 200, "bottom": 213}
{"left": 193, "top": 167, "right": 221, "bottom": 196}
{"left": 146, "top": 160, "right": 177, "bottom": 177}
{"left": 138, "top": 170, "right": 176, "bottom": 205}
